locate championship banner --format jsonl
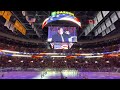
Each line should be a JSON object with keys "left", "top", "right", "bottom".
{"left": 4, "top": 20, "right": 11, "bottom": 29}
{"left": 4, "top": 20, "right": 15, "bottom": 32}
{"left": 3, "top": 11, "right": 12, "bottom": 21}
{"left": 14, "top": 20, "right": 26, "bottom": 35}
{"left": 0, "top": 11, "right": 4, "bottom": 16}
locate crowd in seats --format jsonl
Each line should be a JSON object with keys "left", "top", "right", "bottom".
{"left": 1, "top": 35, "right": 120, "bottom": 72}
{"left": 0, "top": 55, "right": 120, "bottom": 71}
{"left": 0, "top": 40, "right": 120, "bottom": 53}
{"left": 0, "top": 35, "right": 120, "bottom": 54}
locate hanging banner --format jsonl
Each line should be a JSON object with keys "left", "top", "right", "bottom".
{"left": 4, "top": 20, "right": 15, "bottom": 32}
{"left": 3, "top": 11, "right": 12, "bottom": 21}
{"left": 4, "top": 20, "right": 11, "bottom": 29}
{"left": 14, "top": 20, "right": 26, "bottom": 35}
{"left": 0, "top": 11, "right": 5, "bottom": 16}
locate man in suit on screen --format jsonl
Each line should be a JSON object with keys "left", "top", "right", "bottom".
{"left": 52, "top": 27, "right": 70, "bottom": 42}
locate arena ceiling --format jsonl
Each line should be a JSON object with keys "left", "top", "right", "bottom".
{"left": 1, "top": 11, "right": 120, "bottom": 49}
{"left": 10, "top": 11, "right": 98, "bottom": 40}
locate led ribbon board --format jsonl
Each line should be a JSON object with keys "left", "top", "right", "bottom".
{"left": 42, "top": 11, "right": 81, "bottom": 29}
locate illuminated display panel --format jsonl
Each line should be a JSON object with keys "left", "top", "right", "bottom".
{"left": 97, "top": 26, "right": 102, "bottom": 34}
{"left": 95, "top": 29, "right": 98, "bottom": 36}
{"left": 101, "top": 22, "right": 106, "bottom": 31}
{"left": 54, "top": 43, "right": 68, "bottom": 49}
{"left": 42, "top": 11, "right": 81, "bottom": 29}
{"left": 48, "top": 26, "right": 77, "bottom": 43}
{"left": 106, "top": 27, "right": 110, "bottom": 34}
{"left": 50, "top": 43, "right": 73, "bottom": 49}
{"left": 116, "top": 11, "right": 120, "bottom": 18}
{"left": 110, "top": 12, "right": 118, "bottom": 23}
{"left": 97, "top": 11, "right": 103, "bottom": 22}
{"left": 109, "top": 24, "right": 116, "bottom": 31}
{"left": 102, "top": 11, "right": 109, "bottom": 17}
{"left": 102, "top": 30, "right": 106, "bottom": 36}
{"left": 105, "top": 18, "right": 112, "bottom": 27}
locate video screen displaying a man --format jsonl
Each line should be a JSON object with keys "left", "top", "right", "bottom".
{"left": 48, "top": 26, "right": 77, "bottom": 43}
{"left": 52, "top": 27, "right": 70, "bottom": 42}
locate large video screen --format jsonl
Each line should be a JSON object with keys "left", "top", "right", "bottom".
{"left": 54, "top": 43, "right": 68, "bottom": 49}
{"left": 50, "top": 43, "right": 74, "bottom": 49}
{"left": 48, "top": 26, "right": 77, "bottom": 42}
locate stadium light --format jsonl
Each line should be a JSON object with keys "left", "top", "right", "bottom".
{"left": 75, "top": 61, "right": 78, "bottom": 63}
{"left": 106, "top": 61, "right": 109, "bottom": 63}
{"left": 2, "top": 50, "right": 20, "bottom": 54}
{"left": 12, "top": 54, "right": 31, "bottom": 57}
{"left": 85, "top": 61, "right": 88, "bottom": 63}
{"left": 20, "top": 60, "right": 23, "bottom": 63}
{"left": 85, "top": 55, "right": 103, "bottom": 58}
{"left": 95, "top": 61, "right": 98, "bottom": 63}
{"left": 31, "top": 61, "right": 33, "bottom": 63}
{"left": 8, "top": 60, "right": 12, "bottom": 62}
{"left": 51, "top": 56, "right": 66, "bottom": 57}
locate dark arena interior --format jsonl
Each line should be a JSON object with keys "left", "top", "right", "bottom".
{"left": 0, "top": 11, "right": 120, "bottom": 79}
